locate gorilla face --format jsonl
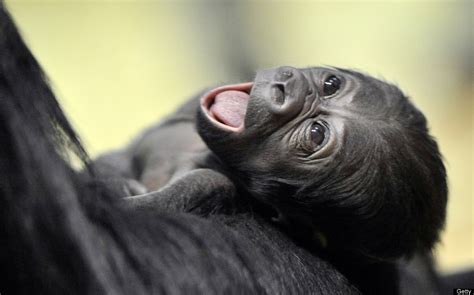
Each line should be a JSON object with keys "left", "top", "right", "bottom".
{"left": 199, "top": 67, "right": 347, "bottom": 176}
{"left": 198, "top": 66, "right": 447, "bottom": 261}
{"left": 198, "top": 67, "right": 405, "bottom": 189}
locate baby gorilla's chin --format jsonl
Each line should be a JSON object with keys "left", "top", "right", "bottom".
{"left": 200, "top": 82, "right": 253, "bottom": 133}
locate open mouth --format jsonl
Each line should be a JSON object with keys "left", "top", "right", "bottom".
{"left": 200, "top": 82, "right": 253, "bottom": 132}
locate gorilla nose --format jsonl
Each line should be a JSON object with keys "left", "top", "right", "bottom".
{"left": 267, "top": 66, "right": 308, "bottom": 116}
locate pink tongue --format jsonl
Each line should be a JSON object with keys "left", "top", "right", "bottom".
{"left": 210, "top": 90, "right": 249, "bottom": 128}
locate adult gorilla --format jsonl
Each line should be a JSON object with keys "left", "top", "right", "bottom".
{"left": 0, "top": 4, "right": 358, "bottom": 295}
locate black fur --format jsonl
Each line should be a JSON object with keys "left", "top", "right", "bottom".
{"left": 0, "top": 4, "right": 363, "bottom": 295}
{"left": 196, "top": 67, "right": 448, "bottom": 262}
{"left": 195, "top": 67, "right": 448, "bottom": 293}
{"left": 98, "top": 66, "right": 448, "bottom": 295}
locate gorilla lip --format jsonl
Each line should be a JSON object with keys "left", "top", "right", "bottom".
{"left": 201, "top": 82, "right": 253, "bottom": 132}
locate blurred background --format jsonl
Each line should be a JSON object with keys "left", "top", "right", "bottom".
{"left": 5, "top": 0, "right": 472, "bottom": 274}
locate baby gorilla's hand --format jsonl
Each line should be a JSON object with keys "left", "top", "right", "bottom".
{"left": 123, "top": 169, "right": 237, "bottom": 215}
{"left": 122, "top": 179, "right": 148, "bottom": 196}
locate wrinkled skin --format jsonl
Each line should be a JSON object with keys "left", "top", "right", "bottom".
{"left": 93, "top": 66, "right": 447, "bottom": 294}
{"left": 198, "top": 67, "right": 447, "bottom": 260}
{"left": 0, "top": 6, "right": 365, "bottom": 293}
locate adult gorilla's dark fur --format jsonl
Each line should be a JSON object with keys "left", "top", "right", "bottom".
{"left": 0, "top": 4, "right": 359, "bottom": 295}
{"left": 1, "top": 3, "right": 467, "bottom": 295}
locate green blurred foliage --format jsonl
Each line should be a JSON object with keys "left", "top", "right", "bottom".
{"left": 6, "top": 0, "right": 472, "bottom": 273}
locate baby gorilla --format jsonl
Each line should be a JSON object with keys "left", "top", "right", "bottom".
{"left": 93, "top": 66, "right": 447, "bottom": 264}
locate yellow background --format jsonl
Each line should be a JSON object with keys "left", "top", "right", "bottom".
{"left": 5, "top": 0, "right": 472, "bottom": 273}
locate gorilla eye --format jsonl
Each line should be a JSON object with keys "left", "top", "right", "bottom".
{"left": 323, "top": 75, "right": 341, "bottom": 96}
{"left": 310, "top": 122, "right": 327, "bottom": 147}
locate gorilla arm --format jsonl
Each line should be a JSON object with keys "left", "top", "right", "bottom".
{"left": 123, "top": 168, "right": 237, "bottom": 216}
{"left": 89, "top": 93, "right": 207, "bottom": 196}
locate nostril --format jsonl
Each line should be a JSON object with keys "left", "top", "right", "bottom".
{"left": 271, "top": 83, "right": 285, "bottom": 105}
{"left": 276, "top": 83, "right": 284, "bottom": 94}
{"left": 282, "top": 71, "right": 293, "bottom": 78}
{"left": 277, "top": 66, "right": 296, "bottom": 81}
